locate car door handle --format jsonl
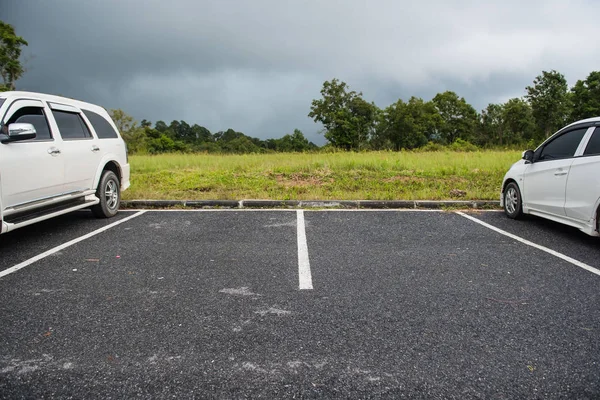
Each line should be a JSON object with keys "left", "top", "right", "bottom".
{"left": 554, "top": 170, "right": 568, "bottom": 176}
{"left": 91, "top": 145, "right": 100, "bottom": 152}
{"left": 47, "top": 147, "right": 61, "bottom": 155}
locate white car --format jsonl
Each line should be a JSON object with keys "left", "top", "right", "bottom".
{"left": 0, "top": 91, "right": 130, "bottom": 234}
{"left": 501, "top": 117, "right": 600, "bottom": 237}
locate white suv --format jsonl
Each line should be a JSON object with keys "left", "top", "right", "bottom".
{"left": 501, "top": 117, "right": 600, "bottom": 237}
{"left": 0, "top": 91, "right": 130, "bottom": 234}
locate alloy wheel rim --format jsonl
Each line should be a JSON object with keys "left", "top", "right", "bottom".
{"left": 505, "top": 187, "right": 518, "bottom": 214}
{"left": 105, "top": 179, "right": 119, "bottom": 210}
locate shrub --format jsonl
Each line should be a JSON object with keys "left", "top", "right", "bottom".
{"left": 448, "top": 138, "right": 479, "bottom": 152}
{"left": 418, "top": 141, "right": 445, "bottom": 152}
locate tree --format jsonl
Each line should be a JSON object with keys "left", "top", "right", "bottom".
{"left": 478, "top": 103, "right": 504, "bottom": 146}
{"left": 309, "top": 79, "right": 378, "bottom": 150}
{"left": 570, "top": 71, "right": 600, "bottom": 121}
{"left": 191, "top": 124, "right": 213, "bottom": 143}
{"left": 109, "top": 109, "right": 136, "bottom": 133}
{"left": 122, "top": 127, "right": 147, "bottom": 153}
{"left": 215, "top": 128, "right": 244, "bottom": 143}
{"left": 476, "top": 99, "right": 537, "bottom": 147}
{"left": 169, "top": 120, "right": 197, "bottom": 142}
{"left": 0, "top": 21, "right": 28, "bottom": 91}
{"left": 109, "top": 109, "right": 147, "bottom": 153}
{"left": 526, "top": 70, "right": 570, "bottom": 138}
{"left": 502, "top": 98, "right": 536, "bottom": 145}
{"left": 145, "top": 126, "right": 162, "bottom": 139}
{"left": 147, "top": 134, "right": 176, "bottom": 154}
{"left": 376, "top": 97, "right": 440, "bottom": 150}
{"left": 432, "top": 91, "right": 477, "bottom": 144}
{"left": 275, "top": 129, "right": 313, "bottom": 152}
{"left": 348, "top": 96, "right": 379, "bottom": 150}
{"left": 154, "top": 120, "right": 168, "bottom": 132}
{"left": 219, "top": 136, "right": 261, "bottom": 153}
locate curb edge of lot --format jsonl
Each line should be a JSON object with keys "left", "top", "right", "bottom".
{"left": 121, "top": 199, "right": 501, "bottom": 210}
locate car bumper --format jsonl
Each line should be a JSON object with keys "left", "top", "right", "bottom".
{"left": 121, "top": 163, "right": 131, "bottom": 191}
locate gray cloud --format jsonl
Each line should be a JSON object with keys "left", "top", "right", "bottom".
{"left": 3, "top": 0, "right": 600, "bottom": 145}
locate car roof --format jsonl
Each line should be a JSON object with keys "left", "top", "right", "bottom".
{"left": 565, "top": 116, "right": 600, "bottom": 127}
{"left": 0, "top": 91, "right": 108, "bottom": 115}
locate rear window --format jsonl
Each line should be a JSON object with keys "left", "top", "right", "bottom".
{"left": 83, "top": 109, "right": 119, "bottom": 139}
{"left": 52, "top": 110, "right": 92, "bottom": 140}
{"left": 0, "top": 99, "right": 5, "bottom": 109}
{"left": 584, "top": 128, "right": 600, "bottom": 156}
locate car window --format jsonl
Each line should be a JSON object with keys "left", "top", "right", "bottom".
{"left": 583, "top": 128, "right": 600, "bottom": 156}
{"left": 6, "top": 106, "right": 53, "bottom": 141}
{"left": 539, "top": 128, "right": 588, "bottom": 161}
{"left": 82, "top": 109, "right": 119, "bottom": 139}
{"left": 0, "top": 99, "right": 5, "bottom": 109}
{"left": 52, "top": 110, "right": 92, "bottom": 140}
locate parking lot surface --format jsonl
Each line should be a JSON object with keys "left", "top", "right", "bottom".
{"left": 1, "top": 209, "right": 599, "bottom": 399}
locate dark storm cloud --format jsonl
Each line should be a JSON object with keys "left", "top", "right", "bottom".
{"left": 3, "top": 0, "right": 600, "bottom": 144}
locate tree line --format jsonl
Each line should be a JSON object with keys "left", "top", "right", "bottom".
{"left": 110, "top": 110, "right": 319, "bottom": 154}
{"left": 309, "top": 70, "right": 600, "bottom": 151}
{"left": 115, "top": 69, "right": 600, "bottom": 154}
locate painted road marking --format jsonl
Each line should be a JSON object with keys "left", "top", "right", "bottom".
{"left": 123, "top": 209, "right": 455, "bottom": 212}
{"left": 457, "top": 211, "right": 600, "bottom": 277}
{"left": 0, "top": 211, "right": 147, "bottom": 279}
{"left": 297, "top": 210, "right": 313, "bottom": 290}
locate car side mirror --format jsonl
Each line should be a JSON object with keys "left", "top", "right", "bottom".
{"left": 522, "top": 149, "right": 534, "bottom": 164}
{"left": 0, "top": 123, "right": 37, "bottom": 143}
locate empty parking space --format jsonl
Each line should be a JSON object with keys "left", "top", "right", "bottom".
{"left": 1, "top": 210, "right": 599, "bottom": 398}
{"left": 0, "top": 210, "right": 139, "bottom": 269}
{"left": 0, "top": 211, "right": 308, "bottom": 398}
{"left": 304, "top": 211, "right": 600, "bottom": 397}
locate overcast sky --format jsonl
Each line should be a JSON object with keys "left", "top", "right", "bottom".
{"left": 2, "top": 0, "right": 600, "bottom": 144}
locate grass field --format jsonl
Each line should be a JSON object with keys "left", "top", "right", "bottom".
{"left": 123, "top": 150, "right": 522, "bottom": 201}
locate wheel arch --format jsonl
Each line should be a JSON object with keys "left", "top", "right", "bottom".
{"left": 595, "top": 201, "right": 600, "bottom": 233}
{"left": 93, "top": 158, "right": 123, "bottom": 190}
{"left": 502, "top": 178, "right": 520, "bottom": 194}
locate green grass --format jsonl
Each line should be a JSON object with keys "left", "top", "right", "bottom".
{"left": 123, "top": 150, "right": 521, "bottom": 201}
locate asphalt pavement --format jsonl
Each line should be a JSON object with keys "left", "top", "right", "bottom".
{"left": 0, "top": 210, "right": 599, "bottom": 399}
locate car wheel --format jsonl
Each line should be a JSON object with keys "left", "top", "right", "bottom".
{"left": 92, "top": 170, "right": 120, "bottom": 218}
{"left": 503, "top": 182, "right": 523, "bottom": 219}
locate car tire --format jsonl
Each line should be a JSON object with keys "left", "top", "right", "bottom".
{"left": 503, "top": 182, "right": 523, "bottom": 219}
{"left": 92, "top": 170, "right": 120, "bottom": 218}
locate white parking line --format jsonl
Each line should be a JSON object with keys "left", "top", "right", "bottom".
{"left": 456, "top": 211, "right": 600, "bottom": 277}
{"left": 0, "top": 211, "right": 147, "bottom": 279}
{"left": 296, "top": 210, "right": 313, "bottom": 290}
{"left": 125, "top": 208, "right": 452, "bottom": 212}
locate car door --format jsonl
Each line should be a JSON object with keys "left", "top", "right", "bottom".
{"left": 46, "top": 102, "right": 102, "bottom": 194}
{"left": 0, "top": 99, "right": 65, "bottom": 209}
{"left": 523, "top": 127, "right": 589, "bottom": 216}
{"left": 564, "top": 127, "right": 600, "bottom": 221}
